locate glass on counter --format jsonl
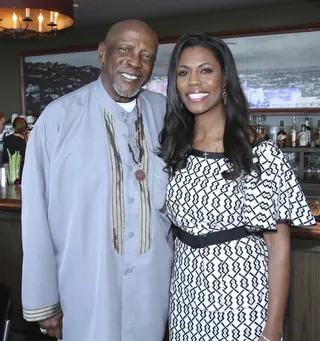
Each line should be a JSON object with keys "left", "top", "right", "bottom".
{"left": 0, "top": 167, "right": 8, "bottom": 187}
{"left": 283, "top": 152, "right": 300, "bottom": 180}
{"left": 304, "top": 153, "right": 320, "bottom": 181}
{"left": 307, "top": 199, "right": 320, "bottom": 221}
{"left": 7, "top": 151, "right": 21, "bottom": 185}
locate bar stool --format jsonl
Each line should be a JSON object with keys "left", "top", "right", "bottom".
{"left": 0, "top": 283, "right": 11, "bottom": 341}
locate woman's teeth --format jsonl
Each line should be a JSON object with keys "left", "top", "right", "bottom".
{"left": 188, "top": 93, "right": 209, "bottom": 100}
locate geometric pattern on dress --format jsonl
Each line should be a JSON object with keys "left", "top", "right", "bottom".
{"left": 167, "top": 140, "right": 314, "bottom": 340}
{"left": 170, "top": 236, "right": 268, "bottom": 312}
{"left": 169, "top": 297, "right": 266, "bottom": 341}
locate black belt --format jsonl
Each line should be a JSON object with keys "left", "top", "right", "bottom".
{"left": 175, "top": 225, "right": 255, "bottom": 249}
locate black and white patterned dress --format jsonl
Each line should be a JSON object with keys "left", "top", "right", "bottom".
{"left": 167, "top": 140, "right": 315, "bottom": 341}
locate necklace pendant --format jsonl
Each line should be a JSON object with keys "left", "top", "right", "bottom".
{"left": 135, "top": 169, "right": 146, "bottom": 182}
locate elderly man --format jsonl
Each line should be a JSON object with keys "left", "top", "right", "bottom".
{"left": 21, "top": 19, "right": 172, "bottom": 341}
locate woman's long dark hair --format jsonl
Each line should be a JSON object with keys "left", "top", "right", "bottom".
{"left": 159, "top": 33, "right": 259, "bottom": 180}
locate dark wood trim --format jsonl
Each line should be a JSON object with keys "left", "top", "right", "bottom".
{"left": 0, "top": 199, "right": 21, "bottom": 212}
{"left": 0, "top": 186, "right": 22, "bottom": 212}
{"left": 252, "top": 108, "right": 320, "bottom": 113}
{"left": 19, "top": 23, "right": 320, "bottom": 58}
{"left": 291, "top": 226, "right": 320, "bottom": 240}
{"left": 19, "top": 44, "right": 98, "bottom": 58}
{"left": 19, "top": 23, "right": 320, "bottom": 57}
{"left": 250, "top": 108, "right": 320, "bottom": 116}
{"left": 212, "top": 22, "right": 320, "bottom": 39}
{"left": 159, "top": 22, "right": 320, "bottom": 43}
{"left": 2, "top": 193, "right": 320, "bottom": 239}
{"left": 19, "top": 55, "right": 26, "bottom": 115}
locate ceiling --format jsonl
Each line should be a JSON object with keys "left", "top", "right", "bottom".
{"left": 71, "top": 0, "right": 316, "bottom": 27}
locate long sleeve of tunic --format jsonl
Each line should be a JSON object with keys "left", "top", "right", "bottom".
{"left": 22, "top": 105, "right": 62, "bottom": 321}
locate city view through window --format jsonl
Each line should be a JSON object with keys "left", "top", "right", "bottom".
{"left": 22, "top": 30, "right": 320, "bottom": 115}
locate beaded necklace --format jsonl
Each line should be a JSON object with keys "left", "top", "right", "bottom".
{"left": 128, "top": 97, "right": 145, "bottom": 181}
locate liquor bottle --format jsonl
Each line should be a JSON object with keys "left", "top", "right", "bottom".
{"left": 277, "top": 120, "right": 287, "bottom": 148}
{"left": 315, "top": 120, "right": 320, "bottom": 148}
{"left": 289, "top": 116, "right": 297, "bottom": 148}
{"left": 298, "top": 124, "right": 308, "bottom": 147}
{"left": 305, "top": 117, "right": 312, "bottom": 146}
{"left": 256, "top": 114, "right": 264, "bottom": 135}
{"left": 249, "top": 114, "right": 256, "bottom": 131}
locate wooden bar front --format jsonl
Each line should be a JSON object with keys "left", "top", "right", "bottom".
{"left": 1, "top": 186, "right": 320, "bottom": 341}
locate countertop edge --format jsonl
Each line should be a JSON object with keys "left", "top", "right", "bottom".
{"left": 290, "top": 226, "right": 320, "bottom": 240}
{"left": 0, "top": 200, "right": 22, "bottom": 213}
{"left": 1, "top": 199, "right": 320, "bottom": 239}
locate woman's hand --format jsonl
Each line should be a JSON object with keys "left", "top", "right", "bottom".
{"left": 258, "top": 330, "right": 282, "bottom": 341}
{"left": 258, "top": 337, "right": 279, "bottom": 341}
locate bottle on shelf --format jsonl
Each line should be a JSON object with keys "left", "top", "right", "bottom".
{"left": 305, "top": 117, "right": 312, "bottom": 146}
{"left": 277, "top": 120, "right": 287, "bottom": 148}
{"left": 255, "top": 114, "right": 265, "bottom": 135}
{"left": 289, "top": 116, "right": 297, "bottom": 148}
{"left": 315, "top": 120, "right": 320, "bottom": 148}
{"left": 298, "top": 124, "right": 309, "bottom": 147}
{"left": 249, "top": 114, "right": 256, "bottom": 131}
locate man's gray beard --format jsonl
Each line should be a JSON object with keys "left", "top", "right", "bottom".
{"left": 113, "top": 82, "right": 141, "bottom": 99}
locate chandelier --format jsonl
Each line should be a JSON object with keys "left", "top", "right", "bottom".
{"left": 0, "top": 0, "right": 74, "bottom": 38}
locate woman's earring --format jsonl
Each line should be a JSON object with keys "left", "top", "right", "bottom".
{"left": 181, "top": 101, "right": 184, "bottom": 109}
{"left": 222, "top": 86, "right": 227, "bottom": 106}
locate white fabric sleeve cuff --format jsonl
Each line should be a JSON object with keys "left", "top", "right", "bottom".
{"left": 23, "top": 301, "right": 62, "bottom": 322}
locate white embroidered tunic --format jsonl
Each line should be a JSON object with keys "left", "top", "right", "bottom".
{"left": 21, "top": 78, "right": 172, "bottom": 341}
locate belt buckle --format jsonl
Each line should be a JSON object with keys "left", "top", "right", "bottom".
{"left": 197, "top": 234, "right": 207, "bottom": 248}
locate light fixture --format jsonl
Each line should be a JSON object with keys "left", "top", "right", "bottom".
{"left": 0, "top": 0, "right": 74, "bottom": 38}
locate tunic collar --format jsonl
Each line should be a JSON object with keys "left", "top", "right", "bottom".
{"left": 96, "top": 77, "right": 138, "bottom": 123}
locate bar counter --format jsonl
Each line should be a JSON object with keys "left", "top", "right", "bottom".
{"left": 1, "top": 184, "right": 320, "bottom": 239}
{"left": 0, "top": 185, "right": 51, "bottom": 340}
{"left": 1, "top": 185, "right": 320, "bottom": 341}
{"left": 0, "top": 185, "right": 22, "bottom": 212}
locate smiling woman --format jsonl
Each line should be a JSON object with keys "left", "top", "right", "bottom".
{"left": 176, "top": 46, "right": 225, "bottom": 119}
{"left": 159, "top": 32, "right": 315, "bottom": 341}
